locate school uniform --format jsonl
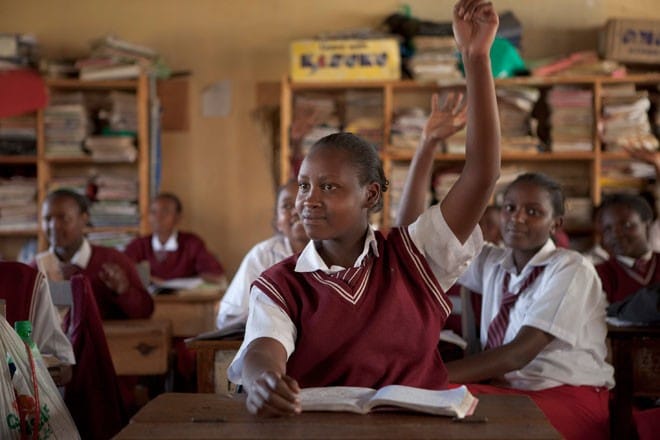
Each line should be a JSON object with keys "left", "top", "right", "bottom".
{"left": 35, "top": 239, "right": 153, "bottom": 320}
{"left": 124, "top": 231, "right": 224, "bottom": 280}
{"left": 458, "top": 240, "right": 614, "bottom": 440}
{"left": 217, "top": 234, "right": 294, "bottom": 330}
{"left": 0, "top": 261, "right": 75, "bottom": 365}
{"left": 228, "top": 206, "right": 483, "bottom": 389}
{"left": 596, "top": 251, "right": 660, "bottom": 303}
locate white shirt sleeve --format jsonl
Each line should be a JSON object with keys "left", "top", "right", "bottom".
{"left": 227, "top": 287, "right": 297, "bottom": 384}
{"left": 216, "top": 247, "right": 261, "bottom": 330}
{"left": 408, "top": 205, "right": 483, "bottom": 292}
{"left": 30, "top": 275, "right": 75, "bottom": 365}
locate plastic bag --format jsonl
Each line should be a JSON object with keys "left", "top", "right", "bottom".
{"left": 0, "top": 316, "right": 79, "bottom": 439}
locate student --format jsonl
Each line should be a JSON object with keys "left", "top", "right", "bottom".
{"left": 0, "top": 261, "right": 75, "bottom": 385}
{"left": 595, "top": 193, "right": 660, "bottom": 303}
{"left": 401, "top": 171, "right": 613, "bottom": 439}
{"left": 124, "top": 192, "right": 226, "bottom": 285}
{"left": 216, "top": 179, "right": 309, "bottom": 331}
{"left": 34, "top": 189, "right": 153, "bottom": 320}
{"left": 228, "top": 0, "right": 500, "bottom": 417}
{"left": 479, "top": 205, "right": 503, "bottom": 245}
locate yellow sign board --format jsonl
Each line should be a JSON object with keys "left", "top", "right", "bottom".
{"left": 291, "top": 39, "right": 401, "bottom": 82}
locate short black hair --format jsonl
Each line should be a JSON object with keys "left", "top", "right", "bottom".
{"left": 309, "top": 132, "right": 389, "bottom": 212}
{"left": 504, "top": 173, "right": 565, "bottom": 216}
{"left": 597, "top": 193, "right": 654, "bottom": 223}
{"left": 155, "top": 192, "right": 182, "bottom": 214}
{"left": 46, "top": 188, "right": 89, "bottom": 214}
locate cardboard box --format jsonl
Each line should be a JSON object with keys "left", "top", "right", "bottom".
{"left": 291, "top": 38, "right": 400, "bottom": 82}
{"left": 600, "top": 18, "right": 660, "bottom": 64}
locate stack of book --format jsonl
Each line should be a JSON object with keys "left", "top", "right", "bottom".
{"left": 77, "top": 35, "right": 158, "bottom": 81}
{"left": 547, "top": 86, "right": 593, "bottom": 152}
{"left": 100, "top": 91, "right": 138, "bottom": 134}
{"left": 0, "top": 114, "right": 36, "bottom": 155}
{"left": 87, "top": 230, "right": 136, "bottom": 250}
{"left": 601, "top": 84, "right": 658, "bottom": 152}
{"left": 293, "top": 94, "right": 340, "bottom": 157}
{"left": 344, "top": 91, "right": 383, "bottom": 149}
{"left": 0, "top": 33, "right": 38, "bottom": 70}
{"left": 44, "top": 93, "right": 89, "bottom": 158}
{"left": 390, "top": 107, "right": 428, "bottom": 150}
{"left": 408, "top": 36, "right": 461, "bottom": 82}
{"left": 497, "top": 87, "right": 541, "bottom": 153}
{"left": 0, "top": 178, "right": 37, "bottom": 231}
{"left": 84, "top": 136, "right": 137, "bottom": 162}
{"left": 48, "top": 175, "right": 90, "bottom": 196}
{"left": 90, "top": 173, "right": 139, "bottom": 227}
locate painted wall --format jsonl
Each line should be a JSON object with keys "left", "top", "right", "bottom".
{"left": 2, "top": 0, "right": 659, "bottom": 274}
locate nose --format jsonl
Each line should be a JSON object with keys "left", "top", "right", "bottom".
{"left": 509, "top": 207, "right": 525, "bottom": 223}
{"left": 302, "top": 186, "right": 321, "bottom": 207}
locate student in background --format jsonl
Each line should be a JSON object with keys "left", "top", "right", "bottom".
{"left": 0, "top": 261, "right": 75, "bottom": 385}
{"left": 595, "top": 193, "right": 660, "bottom": 303}
{"left": 229, "top": 0, "right": 500, "bottom": 417}
{"left": 124, "top": 192, "right": 226, "bottom": 285}
{"left": 216, "top": 179, "right": 309, "bottom": 331}
{"left": 399, "top": 172, "right": 613, "bottom": 439}
{"left": 35, "top": 189, "right": 153, "bottom": 320}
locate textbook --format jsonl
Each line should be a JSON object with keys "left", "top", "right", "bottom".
{"left": 300, "top": 384, "right": 478, "bottom": 418}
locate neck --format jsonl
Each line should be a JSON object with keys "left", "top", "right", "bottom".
{"left": 54, "top": 239, "right": 84, "bottom": 263}
{"left": 157, "top": 231, "right": 174, "bottom": 244}
{"left": 290, "top": 237, "right": 308, "bottom": 254}
{"left": 316, "top": 229, "right": 368, "bottom": 269}
{"left": 512, "top": 247, "right": 541, "bottom": 273}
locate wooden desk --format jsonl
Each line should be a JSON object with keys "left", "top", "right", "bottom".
{"left": 186, "top": 339, "right": 242, "bottom": 393}
{"left": 104, "top": 319, "right": 172, "bottom": 375}
{"left": 152, "top": 288, "right": 224, "bottom": 337}
{"left": 115, "top": 392, "right": 561, "bottom": 439}
{"left": 608, "top": 323, "right": 660, "bottom": 439}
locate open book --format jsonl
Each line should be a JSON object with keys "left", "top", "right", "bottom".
{"left": 300, "top": 384, "right": 477, "bottom": 419}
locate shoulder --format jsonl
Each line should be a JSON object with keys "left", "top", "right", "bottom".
{"left": 0, "top": 261, "right": 38, "bottom": 279}
{"left": 91, "top": 245, "right": 133, "bottom": 265}
{"left": 546, "top": 247, "right": 596, "bottom": 272}
{"left": 125, "top": 235, "right": 151, "bottom": 252}
{"left": 178, "top": 231, "right": 204, "bottom": 244}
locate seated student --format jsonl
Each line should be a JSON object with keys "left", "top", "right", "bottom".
{"left": 228, "top": 0, "right": 501, "bottom": 417}
{"left": 399, "top": 172, "right": 613, "bottom": 440}
{"left": 595, "top": 193, "right": 660, "bottom": 303}
{"left": 124, "top": 192, "right": 226, "bottom": 285}
{"left": 34, "top": 188, "right": 153, "bottom": 320}
{"left": 217, "top": 179, "right": 309, "bottom": 331}
{"left": 0, "top": 261, "right": 75, "bottom": 385}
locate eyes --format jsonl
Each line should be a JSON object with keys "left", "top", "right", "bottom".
{"left": 297, "top": 182, "right": 337, "bottom": 192}
{"left": 503, "top": 203, "right": 543, "bottom": 217}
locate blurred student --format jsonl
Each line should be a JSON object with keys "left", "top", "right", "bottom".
{"left": 124, "top": 192, "right": 226, "bottom": 285}
{"left": 217, "top": 179, "right": 309, "bottom": 330}
{"left": 35, "top": 189, "right": 153, "bottom": 320}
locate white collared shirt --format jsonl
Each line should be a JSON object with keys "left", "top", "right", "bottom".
{"left": 459, "top": 239, "right": 614, "bottom": 390}
{"left": 228, "top": 205, "right": 483, "bottom": 384}
{"left": 152, "top": 232, "right": 178, "bottom": 252}
{"left": 36, "top": 239, "right": 92, "bottom": 281}
{"left": 616, "top": 250, "right": 653, "bottom": 268}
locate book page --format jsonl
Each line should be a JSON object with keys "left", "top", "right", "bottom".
{"left": 367, "top": 385, "right": 477, "bottom": 418}
{"left": 300, "top": 387, "right": 376, "bottom": 414}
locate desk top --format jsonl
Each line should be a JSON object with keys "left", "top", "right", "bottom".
{"left": 152, "top": 287, "right": 225, "bottom": 303}
{"left": 607, "top": 322, "right": 660, "bottom": 336}
{"left": 115, "top": 392, "right": 560, "bottom": 439}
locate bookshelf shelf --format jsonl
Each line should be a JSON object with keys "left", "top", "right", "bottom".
{"left": 44, "top": 156, "right": 137, "bottom": 165}
{"left": 0, "top": 155, "right": 37, "bottom": 165}
{"left": 0, "top": 228, "right": 39, "bottom": 237}
{"left": 280, "top": 73, "right": 660, "bottom": 231}
{"left": 46, "top": 78, "right": 139, "bottom": 90}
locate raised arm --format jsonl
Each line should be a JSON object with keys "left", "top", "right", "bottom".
{"left": 441, "top": 0, "right": 501, "bottom": 242}
{"left": 395, "top": 92, "right": 467, "bottom": 226}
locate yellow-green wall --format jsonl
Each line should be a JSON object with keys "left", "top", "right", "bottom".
{"left": 2, "top": 0, "right": 659, "bottom": 274}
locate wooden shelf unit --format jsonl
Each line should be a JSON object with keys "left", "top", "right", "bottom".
{"left": 280, "top": 73, "right": 660, "bottom": 231}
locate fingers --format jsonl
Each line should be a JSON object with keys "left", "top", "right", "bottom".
{"left": 246, "top": 372, "right": 301, "bottom": 417}
{"left": 455, "top": 0, "right": 496, "bottom": 22}
{"left": 430, "top": 93, "right": 439, "bottom": 113}
{"left": 282, "top": 374, "right": 301, "bottom": 394}
{"left": 440, "top": 91, "right": 465, "bottom": 116}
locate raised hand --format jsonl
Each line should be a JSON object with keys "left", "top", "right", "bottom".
{"left": 452, "top": 0, "right": 499, "bottom": 57}
{"left": 421, "top": 92, "right": 468, "bottom": 148}
{"left": 99, "top": 262, "right": 129, "bottom": 294}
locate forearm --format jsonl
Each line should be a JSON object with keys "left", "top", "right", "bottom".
{"left": 395, "top": 142, "right": 437, "bottom": 226}
{"left": 241, "top": 337, "right": 288, "bottom": 387}
{"left": 114, "top": 285, "right": 154, "bottom": 318}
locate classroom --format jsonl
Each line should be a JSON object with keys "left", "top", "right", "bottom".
{"left": 0, "top": 0, "right": 659, "bottom": 439}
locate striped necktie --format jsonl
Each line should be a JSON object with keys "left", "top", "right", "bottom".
{"left": 485, "top": 265, "right": 546, "bottom": 350}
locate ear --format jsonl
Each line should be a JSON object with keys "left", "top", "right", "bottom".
{"left": 550, "top": 216, "right": 563, "bottom": 235}
{"left": 364, "top": 182, "right": 381, "bottom": 210}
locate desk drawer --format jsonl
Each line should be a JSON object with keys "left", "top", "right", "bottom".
{"left": 104, "top": 319, "right": 171, "bottom": 375}
{"left": 152, "top": 300, "right": 219, "bottom": 337}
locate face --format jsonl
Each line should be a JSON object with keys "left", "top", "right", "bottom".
{"left": 276, "top": 182, "right": 307, "bottom": 244}
{"left": 295, "top": 148, "right": 377, "bottom": 242}
{"left": 479, "top": 207, "right": 503, "bottom": 244}
{"left": 500, "top": 182, "right": 560, "bottom": 252}
{"left": 149, "top": 198, "right": 180, "bottom": 236}
{"left": 599, "top": 205, "right": 649, "bottom": 258}
{"left": 42, "top": 196, "right": 88, "bottom": 250}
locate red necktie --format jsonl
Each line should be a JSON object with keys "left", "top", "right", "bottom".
{"left": 485, "top": 265, "right": 546, "bottom": 350}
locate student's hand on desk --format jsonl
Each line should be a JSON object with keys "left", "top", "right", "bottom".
{"left": 99, "top": 263, "right": 129, "bottom": 294}
{"left": 245, "top": 371, "right": 301, "bottom": 417}
{"left": 421, "top": 92, "right": 467, "bottom": 148}
{"left": 453, "top": 0, "right": 499, "bottom": 57}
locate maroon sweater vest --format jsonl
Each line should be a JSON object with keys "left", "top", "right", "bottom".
{"left": 254, "top": 227, "right": 452, "bottom": 390}
{"left": 1, "top": 261, "right": 39, "bottom": 325}
{"left": 596, "top": 253, "right": 660, "bottom": 303}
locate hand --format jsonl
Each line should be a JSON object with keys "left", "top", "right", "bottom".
{"left": 99, "top": 262, "right": 129, "bottom": 294}
{"left": 245, "top": 371, "right": 301, "bottom": 417}
{"left": 59, "top": 262, "right": 82, "bottom": 280}
{"left": 421, "top": 92, "right": 468, "bottom": 147}
{"left": 452, "top": 0, "right": 499, "bottom": 57}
